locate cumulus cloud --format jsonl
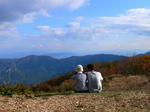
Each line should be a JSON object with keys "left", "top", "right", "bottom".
{"left": 36, "top": 26, "right": 51, "bottom": 31}
{"left": 98, "top": 8, "right": 150, "bottom": 36}
{"left": 33, "top": 8, "right": 150, "bottom": 41}
{"left": 22, "top": 12, "right": 36, "bottom": 23}
{"left": 0, "top": 0, "right": 88, "bottom": 24}
{"left": 99, "top": 8, "right": 150, "bottom": 24}
{"left": 35, "top": 8, "right": 150, "bottom": 40}
{"left": 39, "top": 9, "right": 51, "bottom": 17}
{"left": 36, "top": 26, "right": 65, "bottom": 36}
{"left": 33, "top": 8, "right": 150, "bottom": 52}
{"left": 67, "top": 22, "right": 80, "bottom": 28}
{"left": 0, "top": 22, "right": 20, "bottom": 40}
{"left": 1, "top": 8, "right": 150, "bottom": 55}
{"left": 52, "top": 28, "right": 65, "bottom": 36}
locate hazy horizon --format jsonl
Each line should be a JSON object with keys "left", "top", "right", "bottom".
{"left": 0, "top": 49, "right": 149, "bottom": 59}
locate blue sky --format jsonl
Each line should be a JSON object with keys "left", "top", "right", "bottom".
{"left": 0, "top": 0, "right": 150, "bottom": 58}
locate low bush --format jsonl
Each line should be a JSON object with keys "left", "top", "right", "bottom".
{"left": 0, "top": 84, "right": 32, "bottom": 95}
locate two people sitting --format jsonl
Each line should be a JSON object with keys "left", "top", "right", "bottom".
{"left": 71, "top": 64, "right": 103, "bottom": 93}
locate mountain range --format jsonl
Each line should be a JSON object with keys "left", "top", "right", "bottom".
{"left": 0, "top": 54, "right": 127, "bottom": 85}
{"left": 0, "top": 51, "right": 149, "bottom": 85}
{"left": 139, "top": 51, "right": 150, "bottom": 56}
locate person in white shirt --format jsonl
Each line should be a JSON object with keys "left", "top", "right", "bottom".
{"left": 71, "top": 65, "right": 88, "bottom": 93}
{"left": 86, "top": 64, "right": 103, "bottom": 93}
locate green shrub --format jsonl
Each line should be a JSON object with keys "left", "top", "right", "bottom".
{"left": 59, "top": 79, "right": 76, "bottom": 92}
{"left": 0, "top": 85, "right": 12, "bottom": 95}
{"left": 13, "top": 84, "right": 33, "bottom": 95}
{"left": 0, "top": 84, "right": 33, "bottom": 95}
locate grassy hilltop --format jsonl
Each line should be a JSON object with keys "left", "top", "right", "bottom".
{"left": 0, "top": 55, "right": 150, "bottom": 112}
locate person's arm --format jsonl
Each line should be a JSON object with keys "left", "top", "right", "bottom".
{"left": 98, "top": 72, "right": 103, "bottom": 81}
{"left": 71, "top": 74, "right": 76, "bottom": 80}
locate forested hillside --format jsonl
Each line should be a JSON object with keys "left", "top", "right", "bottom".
{"left": 0, "top": 55, "right": 149, "bottom": 95}
{"left": 0, "top": 54, "right": 126, "bottom": 85}
{"left": 33, "top": 55, "right": 150, "bottom": 93}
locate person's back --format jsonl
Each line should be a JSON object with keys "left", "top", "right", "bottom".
{"left": 71, "top": 65, "right": 88, "bottom": 92}
{"left": 86, "top": 64, "right": 103, "bottom": 93}
{"left": 72, "top": 72, "right": 88, "bottom": 92}
{"left": 87, "top": 71, "right": 103, "bottom": 93}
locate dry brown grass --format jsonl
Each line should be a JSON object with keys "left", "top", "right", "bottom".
{"left": 0, "top": 75, "right": 149, "bottom": 112}
{"left": 108, "top": 75, "right": 150, "bottom": 90}
{"left": 0, "top": 90, "right": 149, "bottom": 112}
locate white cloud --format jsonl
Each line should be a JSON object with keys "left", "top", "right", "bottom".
{"left": 0, "top": 22, "right": 10, "bottom": 30}
{"left": 1, "top": 8, "right": 150, "bottom": 55}
{"left": 35, "top": 8, "right": 150, "bottom": 51}
{"left": 22, "top": 12, "right": 36, "bottom": 23}
{"left": 0, "top": 0, "right": 89, "bottom": 24}
{"left": 67, "top": 22, "right": 80, "bottom": 28}
{"left": 0, "top": 0, "right": 89, "bottom": 44}
{"left": 98, "top": 8, "right": 150, "bottom": 36}
{"left": 39, "top": 9, "right": 51, "bottom": 17}
{"left": 35, "top": 8, "right": 150, "bottom": 41}
{"left": 36, "top": 26, "right": 65, "bottom": 36}
{"left": 52, "top": 28, "right": 65, "bottom": 35}
{"left": 0, "top": 23, "right": 20, "bottom": 39}
{"left": 100, "top": 8, "right": 150, "bottom": 25}
{"left": 27, "top": 8, "right": 150, "bottom": 41}
{"left": 57, "top": 8, "right": 150, "bottom": 41}
{"left": 36, "top": 26, "right": 51, "bottom": 31}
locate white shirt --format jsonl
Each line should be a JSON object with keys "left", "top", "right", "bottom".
{"left": 87, "top": 71, "right": 103, "bottom": 93}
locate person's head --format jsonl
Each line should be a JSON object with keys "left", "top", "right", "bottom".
{"left": 76, "top": 64, "right": 83, "bottom": 72}
{"left": 87, "top": 64, "right": 94, "bottom": 71}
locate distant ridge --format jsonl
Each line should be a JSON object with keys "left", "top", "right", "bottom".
{"left": 0, "top": 53, "right": 127, "bottom": 85}
{"left": 3, "top": 50, "right": 150, "bottom": 85}
{"left": 137, "top": 51, "right": 150, "bottom": 56}
{"left": 145, "top": 51, "right": 150, "bottom": 55}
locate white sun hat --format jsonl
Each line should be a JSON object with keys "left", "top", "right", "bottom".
{"left": 76, "top": 64, "right": 83, "bottom": 72}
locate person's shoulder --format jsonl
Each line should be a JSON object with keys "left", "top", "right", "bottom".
{"left": 78, "top": 72, "right": 86, "bottom": 76}
{"left": 79, "top": 73, "right": 86, "bottom": 75}
{"left": 94, "top": 71, "right": 102, "bottom": 75}
{"left": 96, "top": 72, "right": 103, "bottom": 79}
{"left": 73, "top": 73, "right": 80, "bottom": 76}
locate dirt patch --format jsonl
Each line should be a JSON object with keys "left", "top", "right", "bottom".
{"left": 0, "top": 90, "right": 149, "bottom": 112}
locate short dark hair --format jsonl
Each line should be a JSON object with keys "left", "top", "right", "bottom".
{"left": 87, "top": 64, "right": 94, "bottom": 70}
